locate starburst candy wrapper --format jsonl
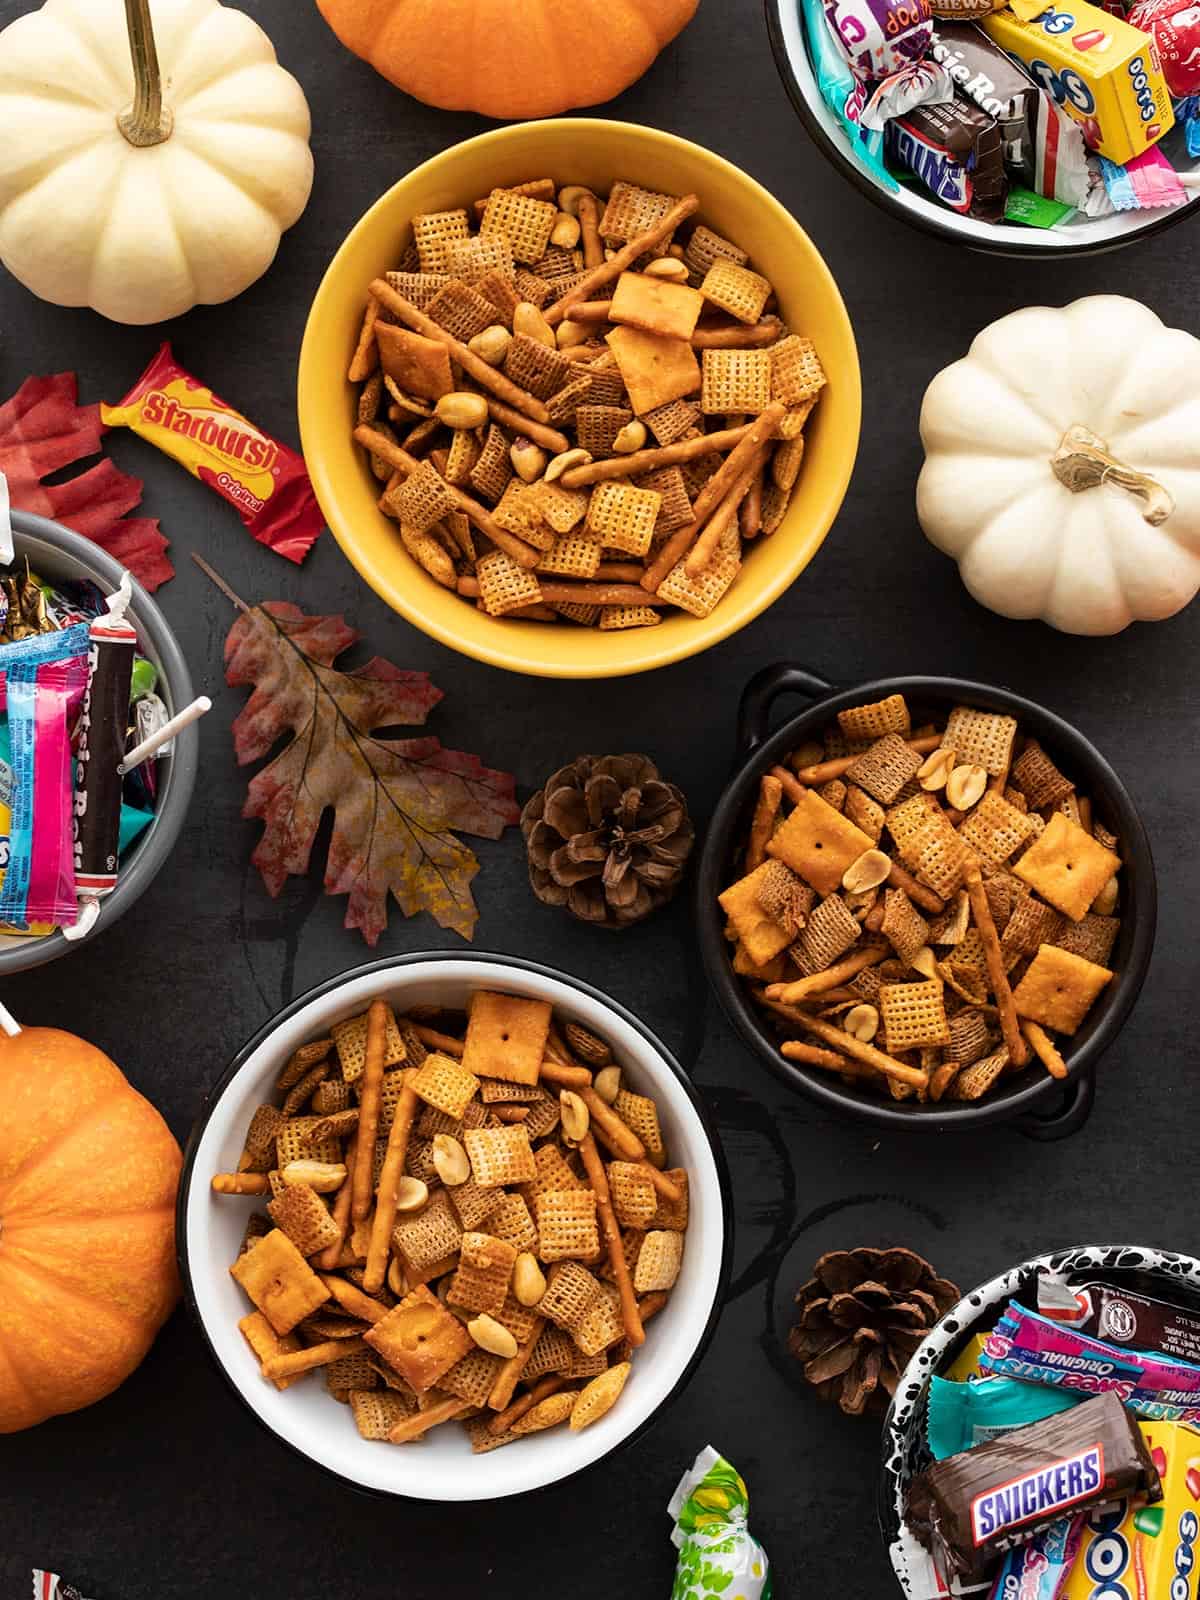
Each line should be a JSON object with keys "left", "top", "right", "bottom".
{"left": 669, "top": 1446, "right": 772, "bottom": 1600}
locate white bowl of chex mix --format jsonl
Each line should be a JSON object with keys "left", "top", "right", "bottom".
{"left": 179, "top": 953, "right": 729, "bottom": 1499}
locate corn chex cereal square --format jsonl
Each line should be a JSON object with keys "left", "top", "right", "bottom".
{"left": 839, "top": 695, "right": 910, "bottom": 743}
{"left": 633, "top": 1229, "right": 684, "bottom": 1293}
{"left": 770, "top": 335, "right": 827, "bottom": 405}
{"left": 535, "top": 1188, "right": 600, "bottom": 1262}
{"left": 879, "top": 980, "right": 951, "bottom": 1053}
{"left": 536, "top": 1261, "right": 602, "bottom": 1330}
{"left": 613, "top": 1090, "right": 664, "bottom": 1162}
{"left": 573, "top": 1283, "right": 625, "bottom": 1357}
{"left": 958, "top": 790, "right": 1037, "bottom": 866}
{"left": 446, "top": 1232, "right": 517, "bottom": 1316}
{"left": 700, "top": 259, "right": 771, "bottom": 325}
{"left": 943, "top": 706, "right": 1018, "bottom": 778}
{"left": 409, "top": 1052, "right": 479, "bottom": 1119}
{"left": 475, "top": 549, "right": 544, "bottom": 617}
{"left": 608, "top": 1161, "right": 657, "bottom": 1229}
{"left": 465, "top": 1125, "right": 538, "bottom": 1187}
{"left": 701, "top": 349, "right": 772, "bottom": 415}
{"left": 391, "top": 1185, "right": 462, "bottom": 1272}
{"left": 267, "top": 1184, "right": 340, "bottom": 1258}
{"left": 655, "top": 551, "right": 740, "bottom": 618}
{"left": 599, "top": 181, "right": 676, "bottom": 244}
{"left": 480, "top": 188, "right": 557, "bottom": 264}
{"left": 331, "top": 1008, "right": 407, "bottom": 1083}
{"left": 585, "top": 482, "right": 661, "bottom": 556}
{"left": 413, "top": 209, "right": 470, "bottom": 273}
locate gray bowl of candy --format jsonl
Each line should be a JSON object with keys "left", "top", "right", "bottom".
{"left": 878, "top": 1242, "right": 1200, "bottom": 1595}
{"left": 767, "top": 0, "right": 1200, "bottom": 253}
{"left": 0, "top": 509, "right": 199, "bottom": 971}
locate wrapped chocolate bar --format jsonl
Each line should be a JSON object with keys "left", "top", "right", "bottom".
{"left": 1038, "top": 1269, "right": 1200, "bottom": 1365}
{"left": 886, "top": 93, "right": 1008, "bottom": 218}
{"left": 906, "top": 1392, "right": 1161, "bottom": 1580}
{"left": 668, "top": 1447, "right": 772, "bottom": 1599}
{"left": 931, "top": 23, "right": 1041, "bottom": 178}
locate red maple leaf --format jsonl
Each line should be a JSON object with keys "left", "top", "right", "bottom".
{"left": 0, "top": 372, "right": 172, "bottom": 590}
{"left": 222, "top": 595, "right": 519, "bottom": 944}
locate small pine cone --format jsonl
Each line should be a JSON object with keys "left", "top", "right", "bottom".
{"left": 788, "top": 1247, "right": 959, "bottom": 1416}
{"left": 520, "top": 754, "right": 694, "bottom": 929}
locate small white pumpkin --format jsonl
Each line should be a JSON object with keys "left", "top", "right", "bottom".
{"left": 918, "top": 295, "right": 1200, "bottom": 636}
{"left": 0, "top": 0, "right": 313, "bottom": 325}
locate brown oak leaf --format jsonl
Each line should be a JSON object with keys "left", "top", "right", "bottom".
{"left": 223, "top": 598, "right": 518, "bottom": 943}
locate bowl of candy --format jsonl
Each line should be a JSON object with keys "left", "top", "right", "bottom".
{"left": 0, "top": 510, "right": 200, "bottom": 971}
{"left": 297, "top": 117, "right": 861, "bottom": 678}
{"left": 767, "top": 0, "right": 1200, "bottom": 252}
{"left": 880, "top": 1243, "right": 1200, "bottom": 1597}
{"left": 179, "top": 953, "right": 729, "bottom": 1498}
{"left": 697, "top": 665, "right": 1156, "bottom": 1136}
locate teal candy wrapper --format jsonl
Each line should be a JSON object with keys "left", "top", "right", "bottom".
{"left": 669, "top": 1446, "right": 772, "bottom": 1600}
{"left": 925, "top": 1373, "right": 1080, "bottom": 1460}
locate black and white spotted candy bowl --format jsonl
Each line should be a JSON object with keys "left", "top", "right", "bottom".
{"left": 877, "top": 1243, "right": 1200, "bottom": 1596}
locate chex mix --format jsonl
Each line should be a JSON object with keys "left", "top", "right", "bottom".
{"left": 214, "top": 991, "right": 688, "bottom": 1448}
{"left": 719, "top": 694, "right": 1122, "bottom": 1104}
{"left": 347, "top": 175, "right": 827, "bottom": 631}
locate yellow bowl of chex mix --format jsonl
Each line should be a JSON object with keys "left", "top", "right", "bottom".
{"left": 298, "top": 119, "right": 861, "bottom": 678}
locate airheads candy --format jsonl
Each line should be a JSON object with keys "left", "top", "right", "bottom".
{"left": 1063, "top": 1420, "right": 1200, "bottom": 1600}
{"left": 102, "top": 344, "right": 323, "bottom": 564}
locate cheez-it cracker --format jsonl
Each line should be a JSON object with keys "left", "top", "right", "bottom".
{"left": 462, "top": 991, "right": 552, "bottom": 1085}
{"left": 1014, "top": 812, "right": 1121, "bottom": 921}
{"left": 1012, "top": 944, "right": 1114, "bottom": 1034}
{"left": 767, "top": 789, "right": 875, "bottom": 896}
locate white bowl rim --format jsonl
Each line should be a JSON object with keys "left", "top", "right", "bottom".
{"left": 766, "top": 0, "right": 1200, "bottom": 255}
{"left": 178, "top": 951, "right": 731, "bottom": 1501}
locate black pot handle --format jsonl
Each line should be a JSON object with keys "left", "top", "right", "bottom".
{"left": 1016, "top": 1070, "right": 1095, "bottom": 1142}
{"left": 736, "top": 663, "right": 835, "bottom": 758}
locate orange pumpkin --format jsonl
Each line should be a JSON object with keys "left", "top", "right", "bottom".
{"left": 315, "top": 0, "right": 699, "bottom": 119}
{"left": 0, "top": 1027, "right": 182, "bottom": 1432}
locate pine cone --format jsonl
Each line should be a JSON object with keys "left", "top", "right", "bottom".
{"left": 789, "top": 1248, "right": 959, "bottom": 1417}
{"left": 520, "top": 754, "right": 694, "bottom": 929}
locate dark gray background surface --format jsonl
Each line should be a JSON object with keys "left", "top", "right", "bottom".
{"left": 1, "top": 1, "right": 1195, "bottom": 1594}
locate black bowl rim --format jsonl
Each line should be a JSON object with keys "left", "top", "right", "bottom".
{"left": 176, "top": 950, "right": 733, "bottom": 1502}
{"left": 763, "top": 0, "right": 1200, "bottom": 260}
{"left": 697, "top": 672, "right": 1157, "bottom": 1134}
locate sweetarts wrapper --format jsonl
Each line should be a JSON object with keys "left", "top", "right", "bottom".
{"left": 669, "top": 1446, "right": 772, "bottom": 1599}
{"left": 981, "top": 1302, "right": 1200, "bottom": 1422}
{"left": 825, "top": 0, "right": 935, "bottom": 80}
{"left": 1100, "top": 144, "right": 1189, "bottom": 205}
{"left": 101, "top": 343, "right": 323, "bottom": 564}
{"left": 986, "top": 1515, "right": 1085, "bottom": 1600}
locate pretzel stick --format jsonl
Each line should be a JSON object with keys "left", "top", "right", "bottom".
{"left": 407, "top": 1021, "right": 465, "bottom": 1056}
{"left": 489, "top": 1374, "right": 567, "bottom": 1436}
{"left": 638, "top": 1290, "right": 670, "bottom": 1322}
{"left": 767, "top": 946, "right": 887, "bottom": 1003}
{"left": 579, "top": 1133, "right": 644, "bottom": 1347}
{"left": 368, "top": 279, "right": 552, "bottom": 424}
{"left": 644, "top": 405, "right": 785, "bottom": 591}
{"left": 546, "top": 194, "right": 701, "bottom": 325}
{"left": 458, "top": 576, "right": 666, "bottom": 608}
{"left": 579, "top": 1085, "right": 645, "bottom": 1158}
{"left": 864, "top": 900, "right": 886, "bottom": 933}
{"left": 739, "top": 469, "right": 764, "bottom": 538}
{"left": 488, "top": 1316, "right": 545, "bottom": 1410}
{"left": 560, "top": 424, "right": 751, "bottom": 489}
{"left": 363, "top": 1081, "right": 419, "bottom": 1292}
{"left": 964, "top": 860, "right": 1030, "bottom": 1068}
{"left": 684, "top": 445, "right": 768, "bottom": 577}
{"left": 320, "top": 1274, "right": 391, "bottom": 1324}
{"left": 578, "top": 190, "right": 604, "bottom": 269}
{"left": 472, "top": 179, "right": 557, "bottom": 217}
{"left": 315, "top": 1131, "right": 358, "bottom": 1270}
{"left": 887, "top": 861, "right": 945, "bottom": 917}
{"left": 587, "top": 1115, "right": 682, "bottom": 1203}
{"left": 355, "top": 425, "right": 541, "bottom": 568}
{"left": 1021, "top": 1019, "right": 1067, "bottom": 1080}
{"left": 350, "top": 999, "right": 388, "bottom": 1221}
{"left": 262, "top": 1338, "right": 366, "bottom": 1381}
{"left": 485, "top": 398, "right": 569, "bottom": 454}
{"left": 493, "top": 1105, "right": 530, "bottom": 1122}
{"left": 779, "top": 1038, "right": 873, "bottom": 1076}
{"left": 211, "top": 1172, "right": 270, "bottom": 1195}
{"left": 387, "top": 1396, "right": 470, "bottom": 1443}
{"left": 746, "top": 774, "right": 783, "bottom": 872}
{"left": 595, "top": 562, "right": 646, "bottom": 583}
{"left": 782, "top": 737, "right": 944, "bottom": 788}
{"left": 539, "top": 1058, "right": 593, "bottom": 1088}
{"left": 347, "top": 296, "right": 379, "bottom": 382}
{"left": 566, "top": 300, "right": 613, "bottom": 323}
{"left": 784, "top": 1011, "right": 929, "bottom": 1089}
{"left": 693, "top": 317, "right": 786, "bottom": 349}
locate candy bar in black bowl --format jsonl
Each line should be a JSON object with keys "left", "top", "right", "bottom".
{"left": 696, "top": 665, "right": 1155, "bottom": 1137}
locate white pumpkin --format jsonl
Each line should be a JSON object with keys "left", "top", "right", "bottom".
{"left": 0, "top": 0, "right": 313, "bottom": 325}
{"left": 918, "top": 295, "right": 1200, "bottom": 636}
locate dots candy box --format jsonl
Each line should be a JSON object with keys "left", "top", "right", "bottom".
{"left": 1063, "top": 1418, "right": 1200, "bottom": 1600}
{"left": 981, "top": 0, "right": 1174, "bottom": 166}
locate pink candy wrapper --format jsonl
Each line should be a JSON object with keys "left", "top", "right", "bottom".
{"left": 34, "top": 1575, "right": 92, "bottom": 1600}
{"left": 1099, "top": 146, "right": 1189, "bottom": 209}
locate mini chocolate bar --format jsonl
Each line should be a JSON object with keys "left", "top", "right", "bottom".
{"left": 886, "top": 93, "right": 1007, "bottom": 221}
{"left": 1040, "top": 1269, "right": 1200, "bottom": 1366}
{"left": 931, "top": 24, "right": 1041, "bottom": 183}
{"left": 905, "top": 1392, "right": 1161, "bottom": 1580}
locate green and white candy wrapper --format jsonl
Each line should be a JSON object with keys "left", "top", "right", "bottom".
{"left": 668, "top": 1446, "right": 772, "bottom": 1600}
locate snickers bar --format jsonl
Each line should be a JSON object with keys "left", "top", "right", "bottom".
{"left": 905, "top": 1392, "right": 1161, "bottom": 1580}
{"left": 886, "top": 93, "right": 1007, "bottom": 221}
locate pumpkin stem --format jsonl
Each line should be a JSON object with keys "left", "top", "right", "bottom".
{"left": 118, "top": 0, "right": 173, "bottom": 148}
{"left": 1051, "top": 423, "right": 1174, "bottom": 527}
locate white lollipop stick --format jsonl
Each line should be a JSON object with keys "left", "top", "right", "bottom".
{"left": 0, "top": 1001, "right": 22, "bottom": 1036}
{"left": 118, "top": 694, "right": 211, "bottom": 774}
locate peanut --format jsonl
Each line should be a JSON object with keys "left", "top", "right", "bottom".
{"left": 394, "top": 1176, "right": 429, "bottom": 1212}
{"left": 513, "top": 301, "right": 555, "bottom": 349}
{"left": 468, "top": 1314, "right": 519, "bottom": 1358}
{"left": 436, "top": 392, "right": 489, "bottom": 430}
{"left": 468, "top": 325, "right": 511, "bottom": 367}
{"left": 557, "top": 185, "right": 595, "bottom": 217}
{"left": 432, "top": 1134, "right": 470, "bottom": 1187}
{"left": 545, "top": 447, "right": 592, "bottom": 483}
{"left": 550, "top": 212, "right": 581, "bottom": 250}
{"left": 842, "top": 848, "right": 891, "bottom": 894}
{"left": 593, "top": 1065, "right": 622, "bottom": 1104}
{"left": 511, "top": 437, "right": 548, "bottom": 482}
{"left": 513, "top": 1252, "right": 547, "bottom": 1307}
{"left": 1093, "top": 876, "right": 1119, "bottom": 915}
{"left": 559, "top": 1090, "right": 590, "bottom": 1144}
{"left": 917, "top": 747, "right": 957, "bottom": 792}
{"left": 556, "top": 318, "right": 593, "bottom": 349}
{"left": 280, "top": 1160, "right": 346, "bottom": 1193}
{"left": 945, "top": 763, "right": 987, "bottom": 811}
{"left": 613, "top": 420, "right": 647, "bottom": 453}
{"left": 843, "top": 1004, "right": 879, "bottom": 1043}
{"left": 643, "top": 257, "right": 690, "bottom": 283}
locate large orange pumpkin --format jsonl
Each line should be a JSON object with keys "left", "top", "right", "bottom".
{"left": 315, "top": 0, "right": 699, "bottom": 119}
{"left": 0, "top": 1028, "right": 182, "bottom": 1432}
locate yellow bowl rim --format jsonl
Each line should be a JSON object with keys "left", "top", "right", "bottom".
{"left": 298, "top": 117, "right": 862, "bottom": 679}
